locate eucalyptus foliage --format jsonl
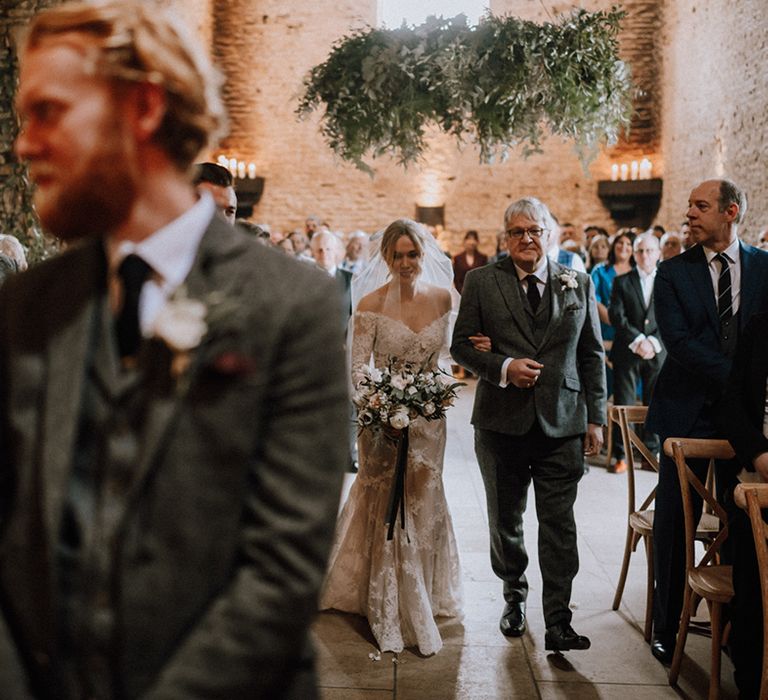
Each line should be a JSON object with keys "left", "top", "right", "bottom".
{"left": 298, "top": 7, "right": 632, "bottom": 172}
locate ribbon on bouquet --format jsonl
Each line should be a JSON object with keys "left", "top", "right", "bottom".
{"left": 385, "top": 427, "right": 409, "bottom": 541}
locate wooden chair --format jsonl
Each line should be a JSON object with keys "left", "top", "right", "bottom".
{"left": 664, "top": 438, "right": 735, "bottom": 700}
{"left": 611, "top": 405, "right": 658, "bottom": 641}
{"left": 734, "top": 483, "right": 768, "bottom": 700}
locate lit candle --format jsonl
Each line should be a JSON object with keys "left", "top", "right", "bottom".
{"left": 611, "top": 164, "right": 619, "bottom": 181}
{"left": 247, "top": 162, "right": 257, "bottom": 179}
{"left": 620, "top": 163, "right": 629, "bottom": 181}
{"left": 228, "top": 158, "right": 237, "bottom": 177}
{"left": 217, "top": 154, "right": 228, "bottom": 166}
{"left": 237, "top": 160, "right": 246, "bottom": 179}
{"left": 630, "top": 160, "right": 639, "bottom": 181}
{"left": 639, "top": 158, "right": 652, "bottom": 180}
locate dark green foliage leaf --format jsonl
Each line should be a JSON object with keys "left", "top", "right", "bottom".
{"left": 297, "top": 7, "right": 632, "bottom": 172}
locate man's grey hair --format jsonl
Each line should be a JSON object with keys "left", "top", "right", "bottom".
{"left": 503, "top": 197, "right": 556, "bottom": 234}
{"left": 660, "top": 231, "right": 681, "bottom": 247}
{"left": 633, "top": 231, "right": 659, "bottom": 250}
{"left": 718, "top": 179, "right": 747, "bottom": 224}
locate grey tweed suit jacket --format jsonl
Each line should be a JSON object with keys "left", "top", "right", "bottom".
{"left": 0, "top": 218, "right": 348, "bottom": 699}
{"left": 451, "top": 257, "right": 606, "bottom": 438}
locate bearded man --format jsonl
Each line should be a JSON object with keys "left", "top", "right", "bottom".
{"left": 1, "top": 2, "right": 348, "bottom": 698}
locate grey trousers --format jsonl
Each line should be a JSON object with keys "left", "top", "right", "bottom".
{"left": 475, "top": 424, "right": 584, "bottom": 627}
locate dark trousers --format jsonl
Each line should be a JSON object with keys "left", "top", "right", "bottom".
{"left": 612, "top": 358, "right": 660, "bottom": 460}
{"left": 475, "top": 424, "right": 584, "bottom": 627}
{"left": 726, "top": 494, "right": 764, "bottom": 699}
{"left": 652, "top": 429, "right": 737, "bottom": 637}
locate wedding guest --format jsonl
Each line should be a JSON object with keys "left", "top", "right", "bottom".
{"left": 591, "top": 231, "right": 635, "bottom": 410}
{"left": 278, "top": 237, "right": 296, "bottom": 255}
{"left": 584, "top": 225, "right": 609, "bottom": 248}
{"left": 305, "top": 215, "right": 321, "bottom": 239}
{"left": 586, "top": 233, "right": 610, "bottom": 272}
{"left": 646, "top": 178, "right": 768, "bottom": 665}
{"left": 452, "top": 196, "right": 605, "bottom": 652}
{"left": 288, "top": 230, "right": 313, "bottom": 262}
{"left": 0, "top": 235, "right": 28, "bottom": 272}
{"left": 5, "top": 2, "right": 349, "bottom": 697}
{"left": 717, "top": 311, "right": 768, "bottom": 698}
{"left": 453, "top": 230, "right": 488, "bottom": 294}
{"left": 548, "top": 220, "right": 586, "bottom": 272}
{"left": 680, "top": 221, "right": 694, "bottom": 249}
{"left": 559, "top": 221, "right": 587, "bottom": 263}
{"left": 608, "top": 233, "right": 665, "bottom": 473}
{"left": 660, "top": 231, "right": 682, "bottom": 260}
{"left": 652, "top": 224, "right": 666, "bottom": 239}
{"left": 757, "top": 225, "right": 768, "bottom": 250}
{"left": 489, "top": 229, "right": 509, "bottom": 264}
{"left": 340, "top": 230, "right": 369, "bottom": 275}
{"left": 193, "top": 162, "right": 237, "bottom": 225}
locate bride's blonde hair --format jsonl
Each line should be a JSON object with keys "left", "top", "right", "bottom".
{"left": 380, "top": 219, "right": 425, "bottom": 268}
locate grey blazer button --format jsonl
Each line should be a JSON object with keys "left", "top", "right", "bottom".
{"left": 33, "top": 650, "right": 50, "bottom": 666}
{"left": 644, "top": 319, "right": 650, "bottom": 325}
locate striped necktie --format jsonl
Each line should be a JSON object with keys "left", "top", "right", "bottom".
{"left": 714, "top": 253, "right": 732, "bottom": 323}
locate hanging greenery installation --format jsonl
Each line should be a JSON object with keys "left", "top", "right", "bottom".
{"left": 297, "top": 7, "right": 633, "bottom": 173}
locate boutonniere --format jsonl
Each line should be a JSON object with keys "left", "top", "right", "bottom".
{"left": 557, "top": 269, "right": 579, "bottom": 290}
{"left": 151, "top": 288, "right": 208, "bottom": 379}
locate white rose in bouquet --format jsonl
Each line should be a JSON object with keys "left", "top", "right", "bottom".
{"left": 423, "top": 401, "right": 436, "bottom": 416}
{"left": 391, "top": 373, "right": 408, "bottom": 391}
{"left": 389, "top": 408, "right": 410, "bottom": 430}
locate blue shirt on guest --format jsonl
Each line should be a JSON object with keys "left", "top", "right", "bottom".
{"left": 590, "top": 262, "right": 617, "bottom": 341}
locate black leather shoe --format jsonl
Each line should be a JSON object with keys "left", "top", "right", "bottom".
{"left": 651, "top": 635, "right": 674, "bottom": 664}
{"left": 499, "top": 602, "right": 526, "bottom": 637}
{"left": 544, "top": 623, "right": 591, "bottom": 651}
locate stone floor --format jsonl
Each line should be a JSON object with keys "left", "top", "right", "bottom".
{"left": 313, "top": 378, "right": 738, "bottom": 699}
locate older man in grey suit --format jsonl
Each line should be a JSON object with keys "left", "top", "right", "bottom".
{"left": 452, "top": 196, "right": 606, "bottom": 651}
{"left": 1, "top": 3, "right": 347, "bottom": 698}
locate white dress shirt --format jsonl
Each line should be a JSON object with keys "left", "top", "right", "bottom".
{"left": 106, "top": 193, "right": 215, "bottom": 335}
{"left": 499, "top": 256, "right": 549, "bottom": 387}
{"left": 703, "top": 237, "right": 741, "bottom": 315}
{"left": 628, "top": 267, "right": 662, "bottom": 355}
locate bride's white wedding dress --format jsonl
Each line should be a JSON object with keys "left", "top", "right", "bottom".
{"left": 320, "top": 310, "right": 462, "bottom": 656}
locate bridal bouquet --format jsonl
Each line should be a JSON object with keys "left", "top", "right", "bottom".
{"left": 353, "top": 357, "right": 463, "bottom": 431}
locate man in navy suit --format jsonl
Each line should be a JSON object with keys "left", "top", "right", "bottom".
{"left": 646, "top": 178, "right": 768, "bottom": 663}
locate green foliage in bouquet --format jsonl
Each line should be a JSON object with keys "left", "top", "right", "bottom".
{"left": 297, "top": 7, "right": 632, "bottom": 173}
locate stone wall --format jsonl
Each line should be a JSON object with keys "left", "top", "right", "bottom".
{"left": 658, "top": 0, "right": 768, "bottom": 241}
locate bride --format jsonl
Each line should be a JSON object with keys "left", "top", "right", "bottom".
{"left": 320, "top": 218, "right": 462, "bottom": 656}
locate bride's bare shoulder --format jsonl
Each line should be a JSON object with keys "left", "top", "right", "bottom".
{"left": 421, "top": 284, "right": 452, "bottom": 314}
{"left": 356, "top": 286, "right": 388, "bottom": 314}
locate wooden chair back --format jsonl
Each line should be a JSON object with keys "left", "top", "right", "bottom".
{"left": 735, "top": 483, "right": 768, "bottom": 700}
{"left": 664, "top": 438, "right": 734, "bottom": 573}
{"left": 611, "top": 405, "right": 658, "bottom": 515}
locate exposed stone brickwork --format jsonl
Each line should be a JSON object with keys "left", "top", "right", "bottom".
{"left": 658, "top": 0, "right": 768, "bottom": 241}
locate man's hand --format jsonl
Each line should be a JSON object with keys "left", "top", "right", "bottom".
{"left": 752, "top": 452, "right": 768, "bottom": 481}
{"left": 469, "top": 333, "right": 492, "bottom": 352}
{"left": 506, "top": 358, "right": 543, "bottom": 389}
{"left": 583, "top": 423, "right": 604, "bottom": 456}
{"left": 636, "top": 339, "right": 656, "bottom": 360}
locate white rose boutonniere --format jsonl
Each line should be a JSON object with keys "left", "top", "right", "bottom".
{"left": 151, "top": 292, "right": 208, "bottom": 378}
{"left": 557, "top": 269, "right": 579, "bottom": 290}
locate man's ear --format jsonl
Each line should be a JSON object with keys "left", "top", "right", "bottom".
{"left": 724, "top": 201, "right": 740, "bottom": 223}
{"left": 126, "top": 81, "right": 168, "bottom": 143}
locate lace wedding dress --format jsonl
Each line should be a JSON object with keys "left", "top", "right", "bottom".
{"left": 320, "top": 310, "right": 462, "bottom": 656}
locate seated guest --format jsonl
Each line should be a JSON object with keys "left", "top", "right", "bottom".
{"left": 584, "top": 225, "right": 609, "bottom": 249}
{"left": 193, "top": 162, "right": 237, "bottom": 225}
{"left": 0, "top": 235, "right": 28, "bottom": 272}
{"left": 717, "top": 311, "right": 768, "bottom": 699}
{"left": 288, "top": 229, "right": 313, "bottom": 262}
{"left": 660, "top": 231, "right": 683, "bottom": 260}
{"left": 277, "top": 237, "right": 295, "bottom": 255}
{"left": 652, "top": 224, "right": 666, "bottom": 239}
{"left": 680, "top": 221, "right": 694, "bottom": 250}
{"left": 548, "top": 225, "right": 586, "bottom": 272}
{"left": 559, "top": 221, "right": 587, "bottom": 263}
{"left": 587, "top": 233, "right": 610, "bottom": 272}
{"left": 608, "top": 233, "right": 665, "bottom": 473}
{"left": 489, "top": 229, "right": 508, "bottom": 264}
{"left": 340, "top": 231, "right": 369, "bottom": 275}
{"left": 453, "top": 230, "right": 488, "bottom": 294}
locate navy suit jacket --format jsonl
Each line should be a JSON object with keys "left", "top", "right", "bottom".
{"left": 647, "top": 242, "right": 768, "bottom": 439}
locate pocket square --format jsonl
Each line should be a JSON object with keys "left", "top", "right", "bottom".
{"left": 210, "top": 351, "right": 257, "bottom": 377}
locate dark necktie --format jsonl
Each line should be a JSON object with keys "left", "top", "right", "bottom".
{"left": 116, "top": 254, "right": 152, "bottom": 358}
{"left": 714, "top": 253, "right": 732, "bottom": 323}
{"left": 526, "top": 274, "right": 541, "bottom": 313}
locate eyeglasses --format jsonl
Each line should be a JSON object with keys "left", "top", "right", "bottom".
{"left": 506, "top": 227, "right": 547, "bottom": 239}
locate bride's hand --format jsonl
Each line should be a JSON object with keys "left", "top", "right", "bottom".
{"left": 469, "top": 333, "right": 492, "bottom": 352}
